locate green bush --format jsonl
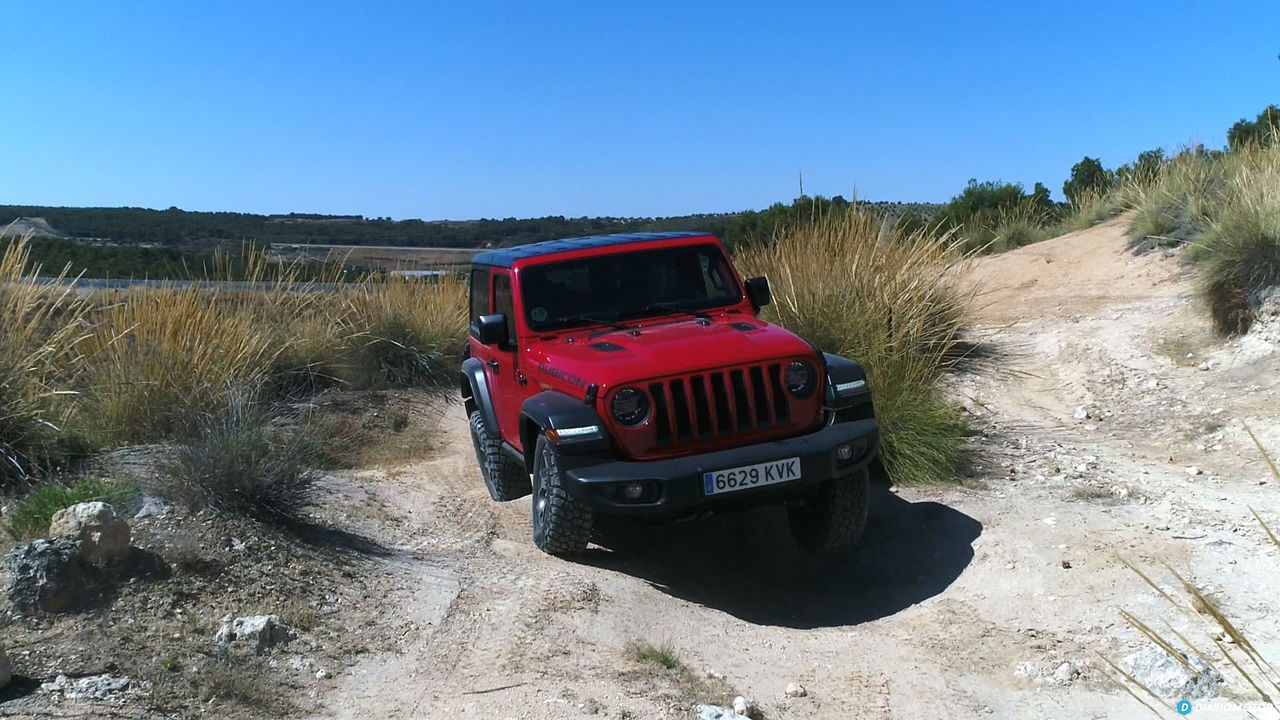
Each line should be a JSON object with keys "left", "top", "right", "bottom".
{"left": 1227, "top": 105, "right": 1280, "bottom": 150}
{"left": 1063, "top": 156, "right": 1115, "bottom": 205}
{"left": 6, "top": 476, "right": 139, "bottom": 539}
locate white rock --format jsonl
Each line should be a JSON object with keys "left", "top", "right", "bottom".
{"left": 695, "top": 706, "right": 738, "bottom": 720}
{"left": 214, "top": 614, "right": 294, "bottom": 654}
{"left": 134, "top": 495, "right": 173, "bottom": 519}
{"left": 732, "top": 695, "right": 753, "bottom": 715}
{"left": 315, "top": 669, "right": 331, "bottom": 680}
{"left": 1185, "top": 466, "right": 1203, "bottom": 476}
{"left": 1197, "top": 361, "right": 1212, "bottom": 371}
{"left": 1073, "top": 406, "right": 1089, "bottom": 420}
{"left": 1052, "top": 661, "right": 1078, "bottom": 684}
{"left": 48, "top": 502, "right": 131, "bottom": 567}
{"left": 784, "top": 681, "right": 807, "bottom": 698}
{"left": 1013, "top": 662, "right": 1039, "bottom": 679}
{"left": 1121, "top": 645, "right": 1222, "bottom": 700}
{"left": 0, "top": 644, "right": 11, "bottom": 688}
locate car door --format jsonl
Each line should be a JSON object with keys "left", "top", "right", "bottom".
{"left": 486, "top": 269, "right": 526, "bottom": 447}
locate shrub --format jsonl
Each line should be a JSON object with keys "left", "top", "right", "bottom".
{"left": 0, "top": 236, "right": 93, "bottom": 486}
{"left": 936, "top": 180, "right": 1055, "bottom": 254}
{"left": 337, "top": 275, "right": 467, "bottom": 389}
{"left": 1125, "top": 140, "right": 1280, "bottom": 333}
{"left": 5, "top": 476, "right": 139, "bottom": 539}
{"left": 736, "top": 210, "right": 975, "bottom": 485}
{"left": 1194, "top": 145, "right": 1280, "bottom": 334}
{"left": 1062, "top": 156, "right": 1115, "bottom": 205}
{"left": 164, "top": 387, "right": 326, "bottom": 520}
{"left": 1227, "top": 104, "right": 1280, "bottom": 150}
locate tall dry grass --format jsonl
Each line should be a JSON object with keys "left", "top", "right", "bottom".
{"left": 0, "top": 235, "right": 93, "bottom": 485}
{"left": 1122, "top": 139, "right": 1280, "bottom": 334}
{"left": 2, "top": 236, "right": 468, "bottom": 485}
{"left": 737, "top": 210, "right": 976, "bottom": 485}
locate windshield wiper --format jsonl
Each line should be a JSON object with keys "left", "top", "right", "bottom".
{"left": 556, "top": 315, "right": 629, "bottom": 331}
{"left": 634, "top": 303, "right": 710, "bottom": 321}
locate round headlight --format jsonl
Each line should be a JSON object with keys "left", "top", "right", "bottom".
{"left": 611, "top": 387, "right": 649, "bottom": 425}
{"left": 784, "top": 361, "right": 816, "bottom": 396}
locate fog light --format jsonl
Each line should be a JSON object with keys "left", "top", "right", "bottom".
{"left": 835, "top": 444, "right": 854, "bottom": 461}
{"left": 623, "top": 482, "right": 646, "bottom": 501}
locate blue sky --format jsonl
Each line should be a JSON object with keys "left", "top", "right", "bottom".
{"left": 3, "top": 1, "right": 1278, "bottom": 219}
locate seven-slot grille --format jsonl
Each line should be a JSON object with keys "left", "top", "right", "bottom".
{"left": 647, "top": 363, "right": 795, "bottom": 445}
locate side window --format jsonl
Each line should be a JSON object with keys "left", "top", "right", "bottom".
{"left": 469, "top": 269, "right": 490, "bottom": 320}
{"left": 493, "top": 273, "right": 517, "bottom": 346}
{"left": 699, "top": 250, "right": 732, "bottom": 298}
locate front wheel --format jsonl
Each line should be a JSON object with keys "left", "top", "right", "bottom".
{"left": 469, "top": 410, "right": 531, "bottom": 501}
{"left": 788, "top": 469, "right": 870, "bottom": 558}
{"left": 531, "top": 434, "right": 593, "bottom": 556}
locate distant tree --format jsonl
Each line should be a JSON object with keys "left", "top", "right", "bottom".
{"left": 1062, "top": 157, "right": 1114, "bottom": 205}
{"left": 936, "top": 179, "right": 1028, "bottom": 229}
{"left": 1116, "top": 148, "right": 1166, "bottom": 185}
{"left": 1030, "top": 182, "right": 1054, "bottom": 213}
{"left": 1227, "top": 104, "right": 1280, "bottom": 150}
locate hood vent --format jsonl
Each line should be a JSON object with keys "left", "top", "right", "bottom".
{"left": 729, "top": 322, "right": 761, "bottom": 331}
{"left": 590, "top": 341, "right": 625, "bottom": 352}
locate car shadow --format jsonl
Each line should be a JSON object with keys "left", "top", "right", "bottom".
{"left": 577, "top": 482, "right": 982, "bottom": 629}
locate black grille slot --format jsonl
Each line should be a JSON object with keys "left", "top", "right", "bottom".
{"left": 690, "top": 376, "right": 713, "bottom": 438}
{"left": 729, "top": 369, "right": 752, "bottom": 431}
{"left": 767, "top": 363, "right": 790, "bottom": 422}
{"left": 749, "top": 366, "right": 771, "bottom": 427}
{"left": 590, "top": 341, "right": 624, "bottom": 352}
{"left": 710, "top": 372, "right": 732, "bottom": 435}
{"left": 669, "top": 378, "right": 692, "bottom": 442}
{"left": 649, "top": 382, "right": 672, "bottom": 445}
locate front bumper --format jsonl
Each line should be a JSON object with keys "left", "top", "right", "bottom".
{"left": 558, "top": 419, "right": 879, "bottom": 517}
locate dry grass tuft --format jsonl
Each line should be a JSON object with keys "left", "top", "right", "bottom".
{"left": 1, "top": 234, "right": 93, "bottom": 486}
{"left": 736, "top": 209, "right": 977, "bottom": 484}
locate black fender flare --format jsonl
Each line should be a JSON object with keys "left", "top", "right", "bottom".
{"left": 460, "top": 357, "right": 500, "bottom": 434}
{"left": 519, "top": 390, "right": 611, "bottom": 470}
{"left": 821, "top": 352, "right": 872, "bottom": 408}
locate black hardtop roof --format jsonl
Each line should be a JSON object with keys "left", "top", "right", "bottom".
{"left": 471, "top": 231, "right": 714, "bottom": 268}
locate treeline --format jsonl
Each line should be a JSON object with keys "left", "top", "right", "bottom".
{"left": 0, "top": 205, "right": 741, "bottom": 250}
{"left": 0, "top": 236, "right": 372, "bottom": 281}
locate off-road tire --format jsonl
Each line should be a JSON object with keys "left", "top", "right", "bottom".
{"left": 788, "top": 468, "right": 870, "bottom": 557}
{"left": 469, "top": 410, "right": 531, "bottom": 501}
{"left": 531, "top": 434, "right": 593, "bottom": 555}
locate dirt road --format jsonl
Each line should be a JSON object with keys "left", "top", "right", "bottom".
{"left": 316, "top": 216, "right": 1280, "bottom": 719}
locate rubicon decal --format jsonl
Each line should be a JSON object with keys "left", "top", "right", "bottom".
{"left": 537, "top": 363, "right": 588, "bottom": 388}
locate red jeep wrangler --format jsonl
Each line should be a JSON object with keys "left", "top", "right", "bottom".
{"left": 461, "top": 232, "right": 879, "bottom": 556}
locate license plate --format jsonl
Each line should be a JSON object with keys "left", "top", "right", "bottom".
{"left": 702, "top": 457, "right": 801, "bottom": 496}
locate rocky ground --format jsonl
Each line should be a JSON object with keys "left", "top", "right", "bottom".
{"left": 3, "top": 216, "right": 1279, "bottom": 719}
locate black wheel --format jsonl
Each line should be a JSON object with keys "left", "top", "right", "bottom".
{"left": 788, "top": 468, "right": 870, "bottom": 557}
{"left": 531, "top": 434, "right": 593, "bottom": 555}
{"left": 469, "top": 410, "right": 531, "bottom": 501}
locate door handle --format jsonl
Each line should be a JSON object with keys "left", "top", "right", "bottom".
{"left": 487, "top": 359, "right": 500, "bottom": 371}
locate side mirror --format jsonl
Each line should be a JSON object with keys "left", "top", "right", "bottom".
{"left": 744, "top": 276, "right": 772, "bottom": 311}
{"left": 473, "top": 313, "right": 508, "bottom": 346}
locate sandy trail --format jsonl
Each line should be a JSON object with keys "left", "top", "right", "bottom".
{"left": 317, "top": 216, "right": 1280, "bottom": 719}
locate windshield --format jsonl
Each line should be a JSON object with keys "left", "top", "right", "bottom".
{"left": 521, "top": 243, "right": 742, "bottom": 332}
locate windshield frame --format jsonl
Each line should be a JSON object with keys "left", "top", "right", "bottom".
{"left": 517, "top": 242, "right": 744, "bottom": 333}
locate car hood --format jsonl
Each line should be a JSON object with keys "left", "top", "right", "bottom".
{"left": 524, "top": 315, "right": 818, "bottom": 393}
